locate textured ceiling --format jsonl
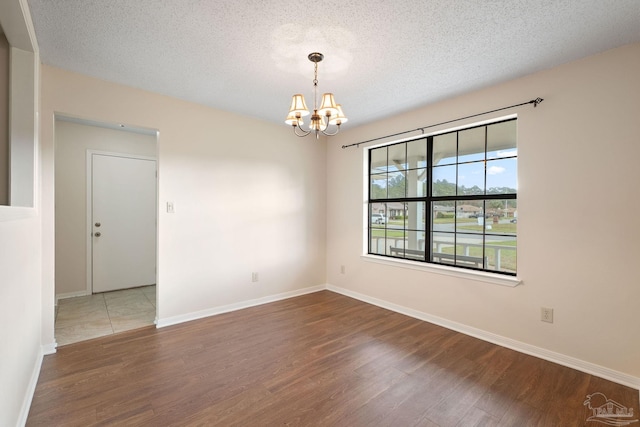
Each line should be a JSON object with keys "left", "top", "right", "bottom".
{"left": 26, "top": 0, "right": 640, "bottom": 129}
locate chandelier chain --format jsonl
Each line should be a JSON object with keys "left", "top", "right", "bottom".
{"left": 313, "top": 62, "right": 318, "bottom": 110}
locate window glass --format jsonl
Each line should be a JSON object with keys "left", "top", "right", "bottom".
{"left": 457, "top": 162, "right": 484, "bottom": 195}
{"left": 384, "top": 201, "right": 426, "bottom": 260}
{"left": 405, "top": 201, "right": 426, "bottom": 232}
{"left": 370, "top": 234, "right": 385, "bottom": 256}
{"left": 406, "top": 168, "right": 427, "bottom": 198}
{"left": 486, "top": 158, "right": 517, "bottom": 193}
{"left": 386, "top": 228, "right": 406, "bottom": 256}
{"left": 370, "top": 174, "right": 387, "bottom": 199}
{"left": 457, "top": 126, "right": 485, "bottom": 163}
{"left": 456, "top": 200, "right": 485, "bottom": 234}
{"left": 432, "top": 165, "right": 456, "bottom": 196}
{"left": 485, "top": 235, "right": 516, "bottom": 273}
{"left": 370, "top": 147, "right": 388, "bottom": 174}
{"left": 432, "top": 201, "right": 456, "bottom": 232}
{"left": 407, "top": 138, "right": 427, "bottom": 168}
{"left": 433, "top": 132, "right": 456, "bottom": 165}
{"left": 431, "top": 231, "right": 452, "bottom": 263}
{"left": 487, "top": 120, "right": 517, "bottom": 160}
{"left": 387, "top": 171, "right": 406, "bottom": 198}
{"left": 370, "top": 202, "right": 387, "bottom": 228}
{"left": 388, "top": 144, "right": 407, "bottom": 171}
{"left": 454, "top": 233, "right": 486, "bottom": 269}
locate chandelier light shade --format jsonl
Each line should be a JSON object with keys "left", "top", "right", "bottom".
{"left": 318, "top": 93, "right": 338, "bottom": 116}
{"left": 284, "top": 112, "right": 303, "bottom": 126}
{"left": 329, "top": 104, "right": 348, "bottom": 126}
{"left": 285, "top": 52, "right": 347, "bottom": 138}
{"left": 289, "top": 94, "right": 310, "bottom": 117}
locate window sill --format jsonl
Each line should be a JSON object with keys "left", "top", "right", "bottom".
{"left": 361, "top": 254, "right": 522, "bottom": 287}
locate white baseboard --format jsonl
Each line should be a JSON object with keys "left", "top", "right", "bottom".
{"left": 18, "top": 346, "right": 44, "bottom": 427}
{"left": 156, "top": 285, "right": 326, "bottom": 328}
{"left": 42, "top": 341, "right": 57, "bottom": 356}
{"left": 55, "top": 290, "right": 90, "bottom": 305}
{"left": 326, "top": 284, "right": 640, "bottom": 391}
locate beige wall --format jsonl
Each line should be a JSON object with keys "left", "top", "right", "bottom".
{"left": 40, "top": 65, "right": 327, "bottom": 326}
{"left": 54, "top": 120, "right": 156, "bottom": 297}
{"left": 327, "top": 43, "right": 640, "bottom": 382}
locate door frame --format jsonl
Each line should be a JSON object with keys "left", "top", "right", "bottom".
{"left": 85, "top": 150, "right": 158, "bottom": 295}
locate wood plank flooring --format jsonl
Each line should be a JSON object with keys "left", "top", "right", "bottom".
{"left": 28, "top": 291, "right": 639, "bottom": 426}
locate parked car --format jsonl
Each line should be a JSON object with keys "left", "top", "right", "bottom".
{"left": 510, "top": 218, "right": 517, "bottom": 223}
{"left": 371, "top": 213, "right": 388, "bottom": 224}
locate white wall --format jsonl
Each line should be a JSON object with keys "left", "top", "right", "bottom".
{"left": 327, "top": 43, "right": 640, "bottom": 384}
{"left": 54, "top": 120, "right": 156, "bottom": 297}
{"left": 40, "top": 65, "right": 327, "bottom": 329}
{"left": 0, "top": 221, "right": 43, "bottom": 427}
{"left": 0, "top": 0, "right": 44, "bottom": 426}
{"left": 0, "top": 217, "right": 42, "bottom": 425}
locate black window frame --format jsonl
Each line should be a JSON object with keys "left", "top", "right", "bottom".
{"left": 367, "top": 118, "right": 517, "bottom": 276}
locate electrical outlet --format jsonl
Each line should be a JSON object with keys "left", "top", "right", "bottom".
{"left": 541, "top": 307, "right": 554, "bottom": 323}
{"left": 167, "top": 201, "right": 175, "bottom": 213}
{"left": 251, "top": 272, "right": 259, "bottom": 282}
{"left": 340, "top": 265, "right": 346, "bottom": 274}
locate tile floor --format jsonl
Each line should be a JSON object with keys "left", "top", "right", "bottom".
{"left": 55, "top": 285, "right": 156, "bottom": 346}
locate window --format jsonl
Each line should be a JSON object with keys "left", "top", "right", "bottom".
{"left": 368, "top": 118, "right": 517, "bottom": 275}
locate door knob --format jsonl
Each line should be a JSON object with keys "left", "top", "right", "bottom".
{"left": 94, "top": 232, "right": 101, "bottom": 237}
{"left": 95, "top": 222, "right": 101, "bottom": 227}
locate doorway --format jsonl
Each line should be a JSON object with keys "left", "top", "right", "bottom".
{"left": 54, "top": 118, "right": 158, "bottom": 346}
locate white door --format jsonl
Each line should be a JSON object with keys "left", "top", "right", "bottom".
{"left": 91, "top": 153, "right": 157, "bottom": 293}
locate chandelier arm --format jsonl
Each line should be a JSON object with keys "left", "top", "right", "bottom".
{"left": 321, "top": 123, "right": 341, "bottom": 136}
{"left": 292, "top": 125, "right": 311, "bottom": 137}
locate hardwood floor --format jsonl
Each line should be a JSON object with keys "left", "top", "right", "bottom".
{"left": 28, "top": 291, "right": 638, "bottom": 426}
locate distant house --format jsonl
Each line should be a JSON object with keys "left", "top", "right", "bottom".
{"left": 370, "top": 202, "right": 409, "bottom": 219}
{"left": 387, "top": 202, "right": 405, "bottom": 218}
{"left": 434, "top": 204, "right": 455, "bottom": 213}
{"left": 457, "top": 204, "right": 483, "bottom": 218}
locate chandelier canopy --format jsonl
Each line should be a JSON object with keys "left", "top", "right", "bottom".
{"left": 285, "top": 52, "right": 348, "bottom": 138}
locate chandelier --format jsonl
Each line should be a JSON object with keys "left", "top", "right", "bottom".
{"left": 285, "top": 52, "right": 348, "bottom": 138}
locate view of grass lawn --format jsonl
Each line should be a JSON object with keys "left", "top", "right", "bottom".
{"left": 370, "top": 228, "right": 405, "bottom": 238}
{"left": 457, "top": 223, "right": 517, "bottom": 233}
{"left": 371, "top": 218, "right": 517, "bottom": 272}
{"left": 438, "top": 242, "right": 516, "bottom": 272}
